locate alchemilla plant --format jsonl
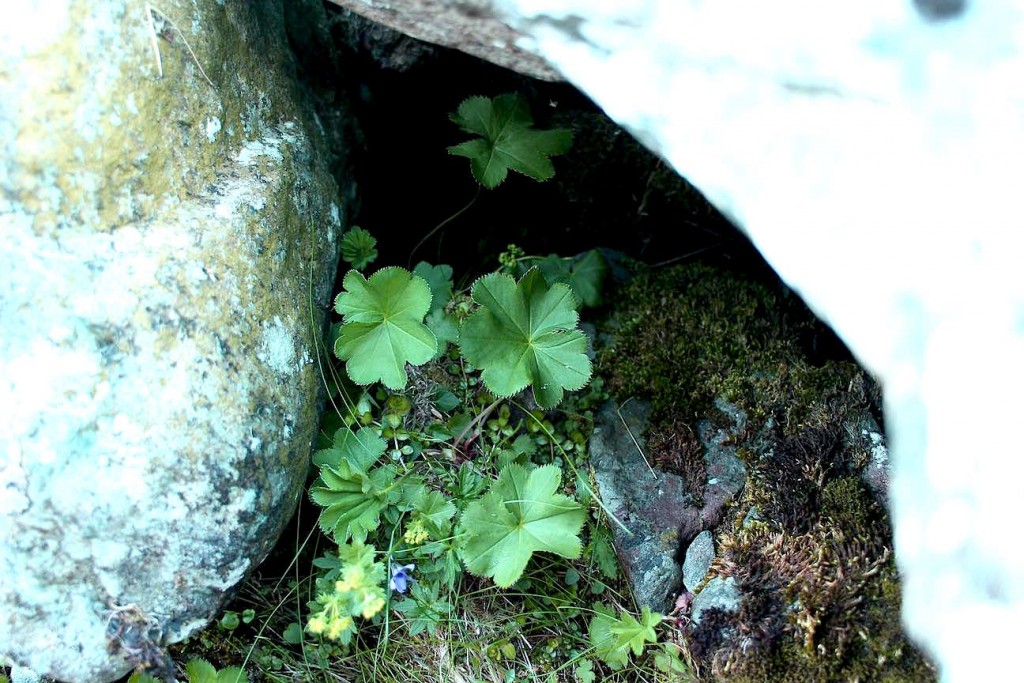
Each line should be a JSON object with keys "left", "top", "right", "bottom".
{"left": 309, "top": 264, "right": 671, "bottom": 675}
{"left": 290, "top": 93, "right": 683, "bottom": 681}
{"left": 137, "top": 93, "right": 688, "bottom": 683}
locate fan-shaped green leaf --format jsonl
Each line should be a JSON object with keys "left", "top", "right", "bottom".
{"left": 448, "top": 93, "right": 572, "bottom": 189}
{"left": 313, "top": 427, "right": 386, "bottom": 473}
{"left": 414, "top": 489, "right": 457, "bottom": 537}
{"left": 412, "top": 261, "right": 454, "bottom": 313}
{"left": 310, "top": 464, "right": 397, "bottom": 543}
{"left": 456, "top": 464, "right": 586, "bottom": 587}
{"left": 334, "top": 267, "right": 437, "bottom": 390}
{"left": 340, "top": 226, "right": 378, "bottom": 269}
{"left": 459, "top": 268, "right": 591, "bottom": 408}
{"left": 185, "top": 659, "right": 218, "bottom": 683}
{"left": 216, "top": 667, "right": 249, "bottom": 683}
{"left": 537, "top": 249, "right": 608, "bottom": 308}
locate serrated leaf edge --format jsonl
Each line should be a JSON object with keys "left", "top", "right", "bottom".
{"left": 335, "top": 266, "right": 435, "bottom": 317}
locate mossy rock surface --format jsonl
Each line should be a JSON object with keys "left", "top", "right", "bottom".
{"left": 598, "top": 261, "right": 934, "bottom": 681}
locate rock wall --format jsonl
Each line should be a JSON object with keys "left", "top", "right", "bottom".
{"left": 0, "top": 1, "right": 353, "bottom": 681}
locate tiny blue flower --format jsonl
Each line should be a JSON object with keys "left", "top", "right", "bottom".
{"left": 389, "top": 563, "right": 415, "bottom": 593}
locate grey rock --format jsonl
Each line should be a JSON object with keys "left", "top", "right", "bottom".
{"left": 844, "top": 410, "right": 891, "bottom": 503}
{"left": 691, "top": 576, "right": 742, "bottom": 626}
{"left": 329, "top": 7, "right": 438, "bottom": 73}
{"left": 0, "top": 2, "right": 351, "bottom": 682}
{"left": 682, "top": 530, "right": 715, "bottom": 592}
{"left": 325, "top": 0, "right": 561, "bottom": 80}
{"left": 698, "top": 399, "right": 748, "bottom": 504}
{"left": 590, "top": 397, "right": 749, "bottom": 613}
{"left": 672, "top": 400, "right": 749, "bottom": 548}
{"left": 590, "top": 400, "right": 689, "bottom": 612}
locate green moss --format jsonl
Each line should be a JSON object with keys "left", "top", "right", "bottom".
{"left": 821, "top": 475, "right": 878, "bottom": 533}
{"left": 600, "top": 262, "right": 931, "bottom": 680}
{"left": 603, "top": 263, "right": 866, "bottom": 435}
{"left": 709, "top": 564, "right": 932, "bottom": 683}
{"left": 686, "top": 438, "right": 935, "bottom": 682}
{"left": 697, "top": 514, "right": 933, "bottom": 682}
{"left": 604, "top": 263, "right": 799, "bottom": 424}
{"left": 602, "top": 262, "right": 868, "bottom": 488}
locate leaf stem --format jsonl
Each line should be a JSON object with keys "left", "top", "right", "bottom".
{"left": 408, "top": 186, "right": 481, "bottom": 267}
{"left": 452, "top": 395, "right": 502, "bottom": 454}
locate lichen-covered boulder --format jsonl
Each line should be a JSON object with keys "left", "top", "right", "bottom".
{"left": 0, "top": 2, "right": 352, "bottom": 681}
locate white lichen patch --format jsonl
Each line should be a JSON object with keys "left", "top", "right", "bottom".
{"left": 215, "top": 128, "right": 297, "bottom": 219}
{"left": 90, "top": 540, "right": 130, "bottom": 569}
{"left": 327, "top": 201, "right": 340, "bottom": 242}
{"left": 237, "top": 136, "right": 284, "bottom": 167}
{"left": 259, "top": 316, "right": 296, "bottom": 375}
{"left": 863, "top": 429, "right": 888, "bottom": 467}
{"left": 204, "top": 116, "right": 222, "bottom": 142}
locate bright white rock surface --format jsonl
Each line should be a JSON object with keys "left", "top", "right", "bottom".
{"left": 491, "top": 1, "right": 1024, "bottom": 680}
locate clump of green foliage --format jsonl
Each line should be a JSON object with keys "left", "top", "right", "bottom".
{"left": 128, "top": 658, "right": 249, "bottom": 683}
{"left": 299, "top": 243, "right": 677, "bottom": 676}
{"left": 313, "top": 243, "right": 620, "bottom": 664}
{"left": 315, "top": 92, "right": 595, "bottom": 623}
{"left": 155, "top": 92, "right": 686, "bottom": 683}
{"left": 271, "top": 93, "right": 681, "bottom": 682}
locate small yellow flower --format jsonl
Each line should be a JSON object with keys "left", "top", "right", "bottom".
{"left": 403, "top": 518, "right": 429, "bottom": 545}
{"left": 326, "top": 615, "right": 353, "bottom": 641}
{"left": 359, "top": 594, "right": 386, "bottom": 620}
{"left": 307, "top": 614, "right": 326, "bottom": 634}
{"left": 336, "top": 564, "right": 366, "bottom": 592}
